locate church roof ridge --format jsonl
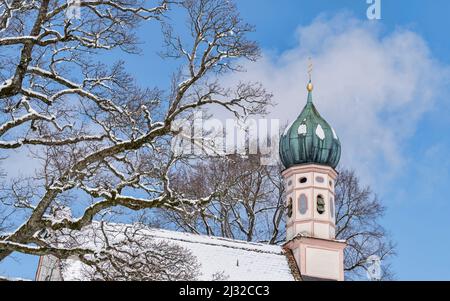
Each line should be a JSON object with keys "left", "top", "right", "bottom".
{"left": 96, "top": 221, "right": 285, "bottom": 255}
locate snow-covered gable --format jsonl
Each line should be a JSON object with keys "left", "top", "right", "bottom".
{"left": 37, "top": 223, "right": 297, "bottom": 281}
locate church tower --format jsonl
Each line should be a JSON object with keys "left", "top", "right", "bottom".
{"left": 280, "top": 74, "right": 346, "bottom": 281}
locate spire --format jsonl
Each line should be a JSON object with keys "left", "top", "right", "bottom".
{"left": 279, "top": 58, "right": 341, "bottom": 170}
{"left": 306, "top": 57, "right": 313, "bottom": 104}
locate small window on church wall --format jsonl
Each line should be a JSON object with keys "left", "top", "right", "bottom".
{"left": 299, "top": 177, "right": 307, "bottom": 184}
{"left": 315, "top": 176, "right": 325, "bottom": 183}
{"left": 287, "top": 198, "right": 293, "bottom": 218}
{"left": 316, "top": 195, "right": 325, "bottom": 214}
{"left": 299, "top": 194, "right": 308, "bottom": 215}
{"left": 330, "top": 197, "right": 335, "bottom": 218}
{"left": 287, "top": 180, "right": 292, "bottom": 186}
{"left": 329, "top": 180, "right": 333, "bottom": 187}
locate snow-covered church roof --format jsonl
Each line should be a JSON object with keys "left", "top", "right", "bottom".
{"left": 36, "top": 223, "right": 299, "bottom": 281}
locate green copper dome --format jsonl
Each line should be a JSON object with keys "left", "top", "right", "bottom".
{"left": 279, "top": 83, "right": 341, "bottom": 169}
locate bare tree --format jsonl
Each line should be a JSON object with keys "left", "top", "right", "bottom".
{"left": 335, "top": 169, "right": 395, "bottom": 280}
{"left": 160, "top": 154, "right": 286, "bottom": 244}
{"left": 160, "top": 156, "right": 395, "bottom": 280}
{"left": 0, "top": 0, "right": 271, "bottom": 268}
{"left": 0, "top": 164, "right": 13, "bottom": 234}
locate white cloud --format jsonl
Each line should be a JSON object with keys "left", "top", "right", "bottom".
{"left": 220, "top": 14, "right": 449, "bottom": 188}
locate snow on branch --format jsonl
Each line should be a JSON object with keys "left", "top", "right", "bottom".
{"left": 0, "top": 0, "right": 271, "bottom": 267}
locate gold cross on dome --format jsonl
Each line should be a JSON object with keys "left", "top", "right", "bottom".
{"left": 307, "top": 57, "right": 313, "bottom": 81}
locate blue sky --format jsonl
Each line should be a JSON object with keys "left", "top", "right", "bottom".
{"left": 2, "top": 0, "right": 450, "bottom": 280}
{"left": 237, "top": 0, "right": 450, "bottom": 281}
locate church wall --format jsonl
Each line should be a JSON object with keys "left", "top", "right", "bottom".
{"left": 35, "top": 255, "right": 63, "bottom": 281}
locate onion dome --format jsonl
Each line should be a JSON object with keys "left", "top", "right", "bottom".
{"left": 279, "top": 81, "right": 341, "bottom": 169}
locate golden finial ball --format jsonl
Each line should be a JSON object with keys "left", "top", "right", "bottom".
{"left": 307, "top": 82, "right": 313, "bottom": 92}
